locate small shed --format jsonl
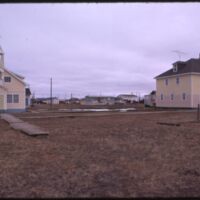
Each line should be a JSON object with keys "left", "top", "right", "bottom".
{"left": 144, "top": 90, "right": 156, "bottom": 107}
{"left": 25, "top": 87, "right": 32, "bottom": 108}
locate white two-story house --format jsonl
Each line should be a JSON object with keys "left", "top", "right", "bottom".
{"left": 155, "top": 57, "right": 200, "bottom": 108}
{"left": 0, "top": 46, "right": 28, "bottom": 112}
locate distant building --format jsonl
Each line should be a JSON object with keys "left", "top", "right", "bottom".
{"left": 155, "top": 57, "right": 200, "bottom": 108}
{"left": 80, "top": 96, "right": 115, "bottom": 105}
{"left": 117, "top": 94, "right": 138, "bottom": 103}
{"left": 59, "top": 99, "right": 66, "bottom": 104}
{"left": 35, "top": 97, "right": 59, "bottom": 104}
{"left": 114, "top": 97, "right": 126, "bottom": 104}
{"left": 144, "top": 90, "right": 156, "bottom": 107}
{"left": 0, "top": 46, "right": 28, "bottom": 113}
{"left": 69, "top": 97, "right": 80, "bottom": 104}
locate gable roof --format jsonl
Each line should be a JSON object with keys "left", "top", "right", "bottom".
{"left": 4, "top": 67, "right": 26, "bottom": 85}
{"left": 155, "top": 58, "right": 200, "bottom": 79}
{"left": 12, "top": 72, "right": 25, "bottom": 80}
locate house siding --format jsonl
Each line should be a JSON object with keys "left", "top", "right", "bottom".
{"left": 156, "top": 75, "right": 191, "bottom": 107}
{"left": 0, "top": 94, "right": 5, "bottom": 110}
{"left": 3, "top": 70, "right": 26, "bottom": 110}
{"left": 0, "top": 47, "right": 27, "bottom": 113}
{"left": 191, "top": 74, "right": 200, "bottom": 108}
{"left": 0, "top": 87, "right": 7, "bottom": 111}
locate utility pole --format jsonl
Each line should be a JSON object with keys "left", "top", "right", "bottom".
{"left": 50, "top": 77, "right": 52, "bottom": 110}
{"left": 137, "top": 92, "right": 140, "bottom": 103}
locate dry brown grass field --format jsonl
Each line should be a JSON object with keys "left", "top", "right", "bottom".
{"left": 1, "top": 105, "right": 200, "bottom": 197}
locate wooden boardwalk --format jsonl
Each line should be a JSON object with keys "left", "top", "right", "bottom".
{"left": 1, "top": 113, "right": 24, "bottom": 123}
{"left": 1, "top": 114, "right": 49, "bottom": 136}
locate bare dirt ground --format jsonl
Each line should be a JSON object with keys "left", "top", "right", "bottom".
{"left": 1, "top": 108, "right": 200, "bottom": 198}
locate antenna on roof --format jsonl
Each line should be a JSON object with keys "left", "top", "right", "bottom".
{"left": 172, "top": 50, "right": 187, "bottom": 61}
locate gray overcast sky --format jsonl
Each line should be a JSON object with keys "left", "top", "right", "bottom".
{"left": 0, "top": 3, "right": 200, "bottom": 98}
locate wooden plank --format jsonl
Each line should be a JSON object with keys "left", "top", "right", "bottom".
{"left": 10, "top": 122, "right": 49, "bottom": 136}
{"left": 1, "top": 113, "right": 23, "bottom": 123}
{"left": 1, "top": 114, "right": 48, "bottom": 136}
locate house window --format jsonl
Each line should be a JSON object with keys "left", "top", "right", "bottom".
{"left": 161, "top": 94, "right": 163, "bottom": 100}
{"left": 173, "top": 64, "right": 178, "bottom": 72}
{"left": 13, "top": 94, "right": 19, "bottom": 103}
{"left": 171, "top": 94, "right": 174, "bottom": 100}
{"left": 165, "top": 79, "right": 168, "bottom": 85}
{"left": 7, "top": 94, "right": 19, "bottom": 103}
{"left": 4, "top": 76, "right": 11, "bottom": 82}
{"left": 7, "top": 94, "right": 12, "bottom": 103}
{"left": 176, "top": 77, "right": 179, "bottom": 84}
{"left": 182, "top": 93, "right": 186, "bottom": 100}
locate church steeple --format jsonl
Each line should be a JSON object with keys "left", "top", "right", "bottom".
{"left": 0, "top": 46, "right": 4, "bottom": 68}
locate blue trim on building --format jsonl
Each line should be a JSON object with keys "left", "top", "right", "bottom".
{"left": 4, "top": 109, "right": 26, "bottom": 113}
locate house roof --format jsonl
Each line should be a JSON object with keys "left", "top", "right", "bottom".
{"left": 155, "top": 58, "right": 200, "bottom": 79}
{"left": 12, "top": 72, "right": 25, "bottom": 79}
{"left": 150, "top": 90, "right": 156, "bottom": 95}
{"left": 4, "top": 68, "right": 26, "bottom": 85}
{"left": 0, "top": 46, "right": 26, "bottom": 84}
